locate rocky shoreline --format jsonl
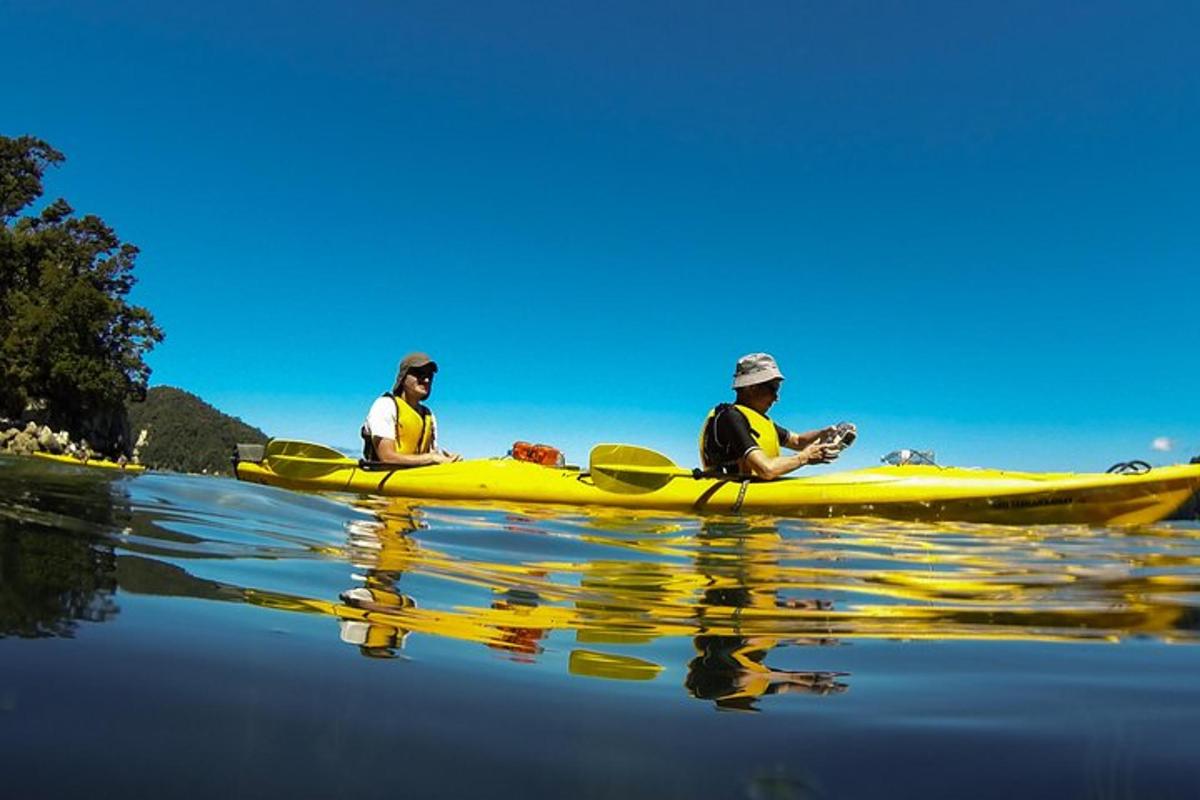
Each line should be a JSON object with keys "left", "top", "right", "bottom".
{"left": 0, "top": 419, "right": 142, "bottom": 465}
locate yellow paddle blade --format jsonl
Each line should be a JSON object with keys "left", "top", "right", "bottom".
{"left": 265, "top": 439, "right": 351, "bottom": 461}
{"left": 588, "top": 443, "right": 685, "bottom": 494}
{"left": 569, "top": 649, "right": 664, "bottom": 682}
{"left": 262, "top": 439, "right": 357, "bottom": 480}
{"left": 589, "top": 444, "right": 678, "bottom": 470}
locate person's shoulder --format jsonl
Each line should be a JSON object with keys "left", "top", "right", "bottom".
{"left": 716, "top": 402, "right": 745, "bottom": 419}
{"left": 370, "top": 394, "right": 393, "bottom": 407}
{"left": 368, "top": 394, "right": 397, "bottom": 416}
{"left": 714, "top": 403, "right": 749, "bottom": 428}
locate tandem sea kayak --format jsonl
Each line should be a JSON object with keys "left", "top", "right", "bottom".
{"left": 233, "top": 440, "right": 1200, "bottom": 526}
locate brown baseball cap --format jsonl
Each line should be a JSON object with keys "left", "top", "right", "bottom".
{"left": 395, "top": 352, "right": 438, "bottom": 387}
{"left": 732, "top": 352, "right": 785, "bottom": 389}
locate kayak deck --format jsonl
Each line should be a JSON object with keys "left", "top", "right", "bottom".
{"left": 233, "top": 455, "right": 1200, "bottom": 525}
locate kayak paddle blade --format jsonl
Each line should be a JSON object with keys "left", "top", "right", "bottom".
{"left": 263, "top": 439, "right": 357, "bottom": 480}
{"left": 588, "top": 444, "right": 683, "bottom": 494}
{"left": 265, "top": 439, "right": 351, "bottom": 461}
{"left": 568, "top": 649, "right": 664, "bottom": 681}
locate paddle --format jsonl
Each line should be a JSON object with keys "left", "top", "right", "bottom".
{"left": 262, "top": 439, "right": 358, "bottom": 479}
{"left": 264, "top": 439, "right": 354, "bottom": 462}
{"left": 588, "top": 443, "right": 712, "bottom": 494}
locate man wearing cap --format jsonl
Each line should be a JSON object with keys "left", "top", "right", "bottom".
{"left": 361, "top": 352, "right": 461, "bottom": 466}
{"left": 699, "top": 353, "right": 854, "bottom": 480}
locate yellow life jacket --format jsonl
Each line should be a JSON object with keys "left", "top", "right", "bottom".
{"left": 698, "top": 403, "right": 781, "bottom": 470}
{"left": 392, "top": 394, "right": 435, "bottom": 455}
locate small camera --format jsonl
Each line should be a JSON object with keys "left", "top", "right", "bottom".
{"left": 824, "top": 422, "right": 857, "bottom": 449}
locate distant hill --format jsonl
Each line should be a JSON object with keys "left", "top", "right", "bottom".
{"left": 126, "top": 387, "right": 268, "bottom": 475}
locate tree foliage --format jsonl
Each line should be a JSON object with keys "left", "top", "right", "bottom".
{"left": 127, "top": 386, "right": 269, "bottom": 475}
{"left": 0, "top": 134, "right": 162, "bottom": 448}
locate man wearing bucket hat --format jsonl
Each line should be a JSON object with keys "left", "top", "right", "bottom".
{"left": 360, "top": 352, "right": 461, "bottom": 466}
{"left": 699, "top": 353, "right": 855, "bottom": 480}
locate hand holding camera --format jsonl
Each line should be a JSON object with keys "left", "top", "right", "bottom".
{"left": 821, "top": 422, "right": 857, "bottom": 451}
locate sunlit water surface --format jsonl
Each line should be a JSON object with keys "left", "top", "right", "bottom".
{"left": 2, "top": 455, "right": 1199, "bottom": 798}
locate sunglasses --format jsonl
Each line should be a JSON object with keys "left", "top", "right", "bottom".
{"left": 408, "top": 367, "right": 436, "bottom": 381}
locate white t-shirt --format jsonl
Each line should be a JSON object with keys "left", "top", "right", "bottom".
{"left": 363, "top": 396, "right": 439, "bottom": 451}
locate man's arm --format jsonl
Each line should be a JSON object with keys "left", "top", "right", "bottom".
{"left": 741, "top": 441, "right": 840, "bottom": 480}
{"left": 782, "top": 423, "right": 856, "bottom": 451}
{"left": 783, "top": 427, "right": 831, "bottom": 450}
{"left": 373, "top": 437, "right": 455, "bottom": 466}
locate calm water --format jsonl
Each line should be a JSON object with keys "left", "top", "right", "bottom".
{"left": 2, "top": 455, "right": 1199, "bottom": 799}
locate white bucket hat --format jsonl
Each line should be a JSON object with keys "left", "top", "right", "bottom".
{"left": 732, "top": 352, "right": 785, "bottom": 389}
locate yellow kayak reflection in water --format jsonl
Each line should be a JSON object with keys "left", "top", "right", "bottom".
{"left": 236, "top": 497, "right": 1200, "bottom": 710}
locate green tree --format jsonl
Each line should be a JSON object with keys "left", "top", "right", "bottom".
{"left": 0, "top": 135, "right": 162, "bottom": 449}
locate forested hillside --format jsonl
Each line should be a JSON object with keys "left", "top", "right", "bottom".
{"left": 127, "top": 387, "right": 268, "bottom": 475}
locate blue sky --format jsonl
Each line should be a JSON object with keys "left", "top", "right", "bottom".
{"left": 4, "top": 1, "right": 1197, "bottom": 470}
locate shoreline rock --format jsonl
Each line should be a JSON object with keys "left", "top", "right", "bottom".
{"left": 0, "top": 418, "right": 142, "bottom": 465}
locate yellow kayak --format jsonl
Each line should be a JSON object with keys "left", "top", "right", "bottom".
{"left": 233, "top": 440, "right": 1200, "bottom": 525}
{"left": 32, "top": 451, "right": 146, "bottom": 472}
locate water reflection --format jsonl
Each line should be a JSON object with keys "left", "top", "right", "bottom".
{"left": 4, "top": 457, "right": 1200, "bottom": 713}
{"left": 337, "top": 506, "right": 420, "bottom": 658}
{"left": 329, "top": 505, "right": 848, "bottom": 707}
{"left": 686, "top": 520, "right": 847, "bottom": 712}
{"left": 320, "top": 501, "right": 1200, "bottom": 664}
{"left": 339, "top": 503, "right": 594, "bottom": 664}
{"left": 0, "top": 517, "right": 119, "bottom": 638}
{"left": 0, "top": 462, "right": 123, "bottom": 637}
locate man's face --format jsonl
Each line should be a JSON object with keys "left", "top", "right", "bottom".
{"left": 748, "top": 378, "right": 781, "bottom": 409}
{"left": 404, "top": 366, "right": 435, "bottom": 400}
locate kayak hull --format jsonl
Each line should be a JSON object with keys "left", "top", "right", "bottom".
{"left": 233, "top": 456, "right": 1200, "bottom": 526}
{"left": 31, "top": 451, "right": 146, "bottom": 472}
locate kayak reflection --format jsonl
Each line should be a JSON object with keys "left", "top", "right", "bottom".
{"left": 334, "top": 502, "right": 557, "bottom": 661}
{"left": 687, "top": 519, "right": 847, "bottom": 712}
{"left": 320, "top": 501, "right": 1200, "bottom": 661}
{"left": 325, "top": 501, "right": 850, "bottom": 709}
